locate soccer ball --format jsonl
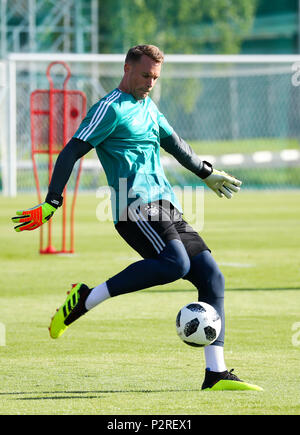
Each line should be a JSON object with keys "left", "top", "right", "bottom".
{"left": 176, "top": 302, "right": 221, "bottom": 347}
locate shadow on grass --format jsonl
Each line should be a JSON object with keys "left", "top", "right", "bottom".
{"left": 0, "top": 388, "right": 199, "bottom": 401}
{"left": 145, "top": 287, "right": 300, "bottom": 293}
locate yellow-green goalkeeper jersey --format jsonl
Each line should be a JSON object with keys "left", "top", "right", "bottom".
{"left": 74, "top": 88, "right": 182, "bottom": 222}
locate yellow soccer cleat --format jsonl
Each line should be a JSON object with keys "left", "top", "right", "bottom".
{"left": 201, "top": 369, "right": 263, "bottom": 391}
{"left": 49, "top": 283, "right": 92, "bottom": 339}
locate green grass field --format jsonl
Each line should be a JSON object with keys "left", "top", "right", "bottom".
{"left": 1, "top": 191, "right": 300, "bottom": 415}
{"left": 173, "top": 138, "right": 300, "bottom": 156}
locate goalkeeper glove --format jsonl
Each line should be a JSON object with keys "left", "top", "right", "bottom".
{"left": 11, "top": 192, "right": 63, "bottom": 232}
{"left": 201, "top": 161, "right": 242, "bottom": 199}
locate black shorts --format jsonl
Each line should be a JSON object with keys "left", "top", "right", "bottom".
{"left": 115, "top": 200, "right": 209, "bottom": 259}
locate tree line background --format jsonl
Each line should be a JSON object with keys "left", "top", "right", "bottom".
{"left": 98, "top": 0, "right": 259, "bottom": 54}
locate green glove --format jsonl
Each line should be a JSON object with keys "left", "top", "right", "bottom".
{"left": 11, "top": 192, "right": 63, "bottom": 232}
{"left": 12, "top": 202, "right": 57, "bottom": 232}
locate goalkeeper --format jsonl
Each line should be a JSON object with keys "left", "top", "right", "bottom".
{"left": 12, "top": 45, "right": 261, "bottom": 392}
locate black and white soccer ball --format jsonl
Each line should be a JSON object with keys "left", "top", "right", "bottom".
{"left": 176, "top": 302, "right": 221, "bottom": 347}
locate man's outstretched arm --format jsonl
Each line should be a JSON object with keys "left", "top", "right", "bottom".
{"left": 12, "top": 138, "right": 92, "bottom": 232}
{"left": 160, "top": 131, "right": 242, "bottom": 198}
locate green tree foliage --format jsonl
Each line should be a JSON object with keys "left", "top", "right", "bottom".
{"left": 98, "top": 0, "right": 259, "bottom": 54}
